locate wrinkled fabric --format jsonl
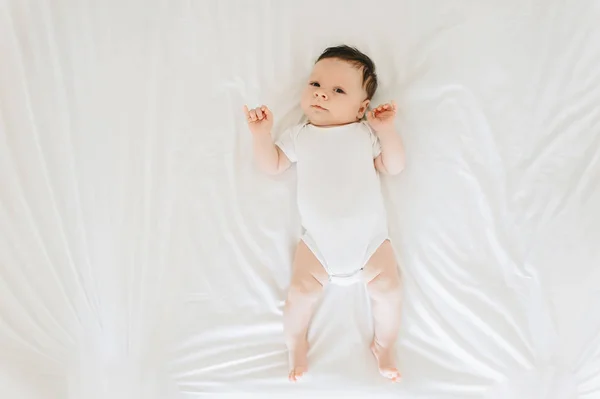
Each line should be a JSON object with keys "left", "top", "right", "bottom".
{"left": 1, "top": 0, "right": 599, "bottom": 398}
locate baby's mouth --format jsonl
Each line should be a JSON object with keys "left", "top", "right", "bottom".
{"left": 311, "top": 104, "right": 327, "bottom": 111}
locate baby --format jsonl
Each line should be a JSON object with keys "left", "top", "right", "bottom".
{"left": 244, "top": 45, "right": 405, "bottom": 382}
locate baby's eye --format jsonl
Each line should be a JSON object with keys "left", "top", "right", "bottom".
{"left": 310, "top": 81, "right": 320, "bottom": 87}
{"left": 334, "top": 88, "right": 345, "bottom": 94}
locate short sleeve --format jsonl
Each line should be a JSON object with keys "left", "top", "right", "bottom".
{"left": 363, "top": 121, "right": 381, "bottom": 158}
{"left": 275, "top": 124, "right": 301, "bottom": 163}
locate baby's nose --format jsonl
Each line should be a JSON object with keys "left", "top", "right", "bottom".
{"left": 314, "top": 90, "right": 328, "bottom": 100}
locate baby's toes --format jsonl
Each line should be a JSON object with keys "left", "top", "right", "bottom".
{"left": 288, "top": 368, "right": 304, "bottom": 382}
{"left": 383, "top": 368, "right": 401, "bottom": 382}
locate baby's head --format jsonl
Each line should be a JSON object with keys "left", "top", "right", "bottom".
{"left": 301, "top": 45, "right": 378, "bottom": 127}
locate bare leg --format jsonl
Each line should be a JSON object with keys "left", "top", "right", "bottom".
{"left": 284, "top": 240, "right": 329, "bottom": 382}
{"left": 362, "top": 240, "right": 403, "bottom": 382}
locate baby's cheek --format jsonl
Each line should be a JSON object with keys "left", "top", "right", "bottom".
{"left": 300, "top": 97, "right": 311, "bottom": 112}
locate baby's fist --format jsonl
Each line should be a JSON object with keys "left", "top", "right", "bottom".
{"left": 367, "top": 101, "right": 397, "bottom": 133}
{"left": 244, "top": 105, "right": 273, "bottom": 136}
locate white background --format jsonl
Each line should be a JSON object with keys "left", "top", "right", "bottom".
{"left": 1, "top": 0, "right": 599, "bottom": 398}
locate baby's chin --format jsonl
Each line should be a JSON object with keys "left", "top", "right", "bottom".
{"left": 303, "top": 108, "right": 355, "bottom": 127}
{"left": 306, "top": 115, "right": 358, "bottom": 127}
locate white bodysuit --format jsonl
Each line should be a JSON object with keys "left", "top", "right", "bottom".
{"left": 276, "top": 121, "right": 389, "bottom": 285}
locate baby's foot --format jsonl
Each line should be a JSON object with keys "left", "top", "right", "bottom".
{"left": 371, "top": 340, "right": 401, "bottom": 382}
{"left": 288, "top": 339, "right": 309, "bottom": 382}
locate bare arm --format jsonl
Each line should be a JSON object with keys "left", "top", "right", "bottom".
{"left": 252, "top": 132, "right": 291, "bottom": 175}
{"left": 374, "top": 128, "right": 405, "bottom": 175}
{"left": 244, "top": 104, "right": 291, "bottom": 175}
{"left": 367, "top": 101, "right": 406, "bottom": 175}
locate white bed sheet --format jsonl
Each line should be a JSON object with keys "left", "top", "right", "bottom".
{"left": 1, "top": 0, "right": 599, "bottom": 398}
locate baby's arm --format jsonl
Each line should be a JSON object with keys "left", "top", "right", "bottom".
{"left": 367, "top": 101, "right": 406, "bottom": 175}
{"left": 374, "top": 128, "right": 405, "bottom": 175}
{"left": 244, "top": 105, "right": 291, "bottom": 175}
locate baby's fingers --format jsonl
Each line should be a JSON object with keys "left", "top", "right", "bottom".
{"left": 243, "top": 105, "right": 250, "bottom": 118}
{"left": 366, "top": 108, "right": 376, "bottom": 121}
{"left": 381, "top": 103, "right": 395, "bottom": 113}
{"left": 261, "top": 105, "right": 272, "bottom": 120}
{"left": 375, "top": 104, "right": 389, "bottom": 115}
{"left": 256, "top": 107, "right": 264, "bottom": 120}
{"left": 248, "top": 109, "right": 258, "bottom": 122}
{"left": 374, "top": 102, "right": 397, "bottom": 116}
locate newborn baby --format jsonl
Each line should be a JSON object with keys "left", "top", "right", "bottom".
{"left": 244, "top": 45, "right": 405, "bottom": 383}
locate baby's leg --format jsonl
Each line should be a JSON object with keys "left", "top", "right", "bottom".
{"left": 284, "top": 240, "right": 329, "bottom": 382}
{"left": 362, "top": 240, "right": 403, "bottom": 382}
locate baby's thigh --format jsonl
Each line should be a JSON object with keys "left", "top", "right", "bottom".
{"left": 289, "top": 240, "right": 329, "bottom": 293}
{"left": 362, "top": 240, "right": 401, "bottom": 284}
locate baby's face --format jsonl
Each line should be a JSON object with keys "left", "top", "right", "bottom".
{"left": 301, "top": 58, "right": 370, "bottom": 127}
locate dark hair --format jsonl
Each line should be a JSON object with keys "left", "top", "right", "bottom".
{"left": 316, "top": 45, "right": 378, "bottom": 100}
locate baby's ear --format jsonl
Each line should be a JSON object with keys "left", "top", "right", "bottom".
{"left": 358, "top": 99, "right": 370, "bottom": 119}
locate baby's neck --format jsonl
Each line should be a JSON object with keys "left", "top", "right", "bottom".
{"left": 308, "top": 120, "right": 359, "bottom": 128}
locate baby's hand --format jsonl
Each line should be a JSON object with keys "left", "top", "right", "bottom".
{"left": 243, "top": 105, "right": 273, "bottom": 136}
{"left": 367, "top": 101, "right": 397, "bottom": 133}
